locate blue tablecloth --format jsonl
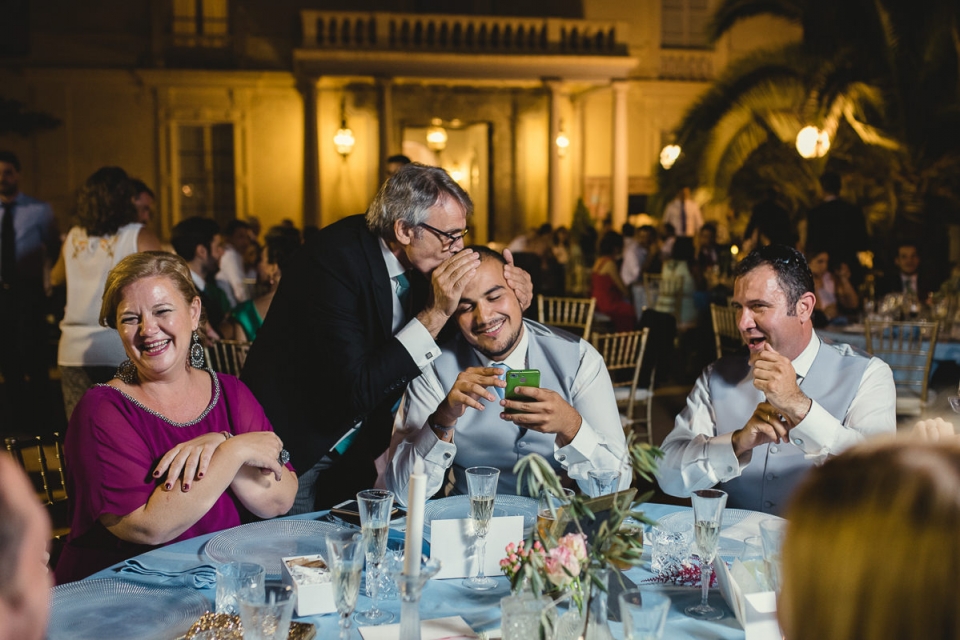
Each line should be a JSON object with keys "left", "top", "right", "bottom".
{"left": 79, "top": 503, "right": 747, "bottom": 640}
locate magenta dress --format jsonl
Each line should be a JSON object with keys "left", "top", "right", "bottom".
{"left": 55, "top": 371, "right": 291, "bottom": 584}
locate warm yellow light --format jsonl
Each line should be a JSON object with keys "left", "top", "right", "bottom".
{"left": 426, "top": 118, "right": 448, "bottom": 152}
{"left": 449, "top": 165, "right": 466, "bottom": 184}
{"left": 556, "top": 131, "right": 570, "bottom": 157}
{"left": 730, "top": 244, "right": 740, "bottom": 256}
{"left": 795, "top": 126, "right": 830, "bottom": 158}
{"left": 660, "top": 144, "right": 681, "bottom": 169}
{"left": 334, "top": 124, "right": 355, "bottom": 158}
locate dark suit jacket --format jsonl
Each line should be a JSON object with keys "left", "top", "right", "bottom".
{"left": 875, "top": 271, "right": 936, "bottom": 303}
{"left": 241, "top": 214, "right": 427, "bottom": 508}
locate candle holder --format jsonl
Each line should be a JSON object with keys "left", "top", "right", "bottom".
{"left": 385, "top": 555, "right": 442, "bottom": 640}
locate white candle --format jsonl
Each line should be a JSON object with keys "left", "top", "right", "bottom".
{"left": 404, "top": 457, "right": 427, "bottom": 577}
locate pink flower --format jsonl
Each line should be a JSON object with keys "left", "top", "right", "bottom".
{"left": 544, "top": 545, "right": 581, "bottom": 587}
{"left": 556, "top": 533, "right": 588, "bottom": 564}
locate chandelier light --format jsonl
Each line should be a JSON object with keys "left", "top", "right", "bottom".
{"left": 426, "top": 118, "right": 448, "bottom": 152}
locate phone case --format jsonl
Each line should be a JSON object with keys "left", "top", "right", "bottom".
{"left": 504, "top": 369, "right": 540, "bottom": 413}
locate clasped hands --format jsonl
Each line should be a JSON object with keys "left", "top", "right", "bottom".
{"left": 431, "top": 366, "right": 581, "bottom": 447}
{"left": 152, "top": 430, "right": 287, "bottom": 492}
{"left": 732, "top": 344, "right": 813, "bottom": 458}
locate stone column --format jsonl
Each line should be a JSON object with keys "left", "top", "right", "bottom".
{"left": 298, "top": 76, "right": 321, "bottom": 229}
{"left": 545, "top": 78, "right": 565, "bottom": 229}
{"left": 377, "top": 76, "right": 395, "bottom": 183}
{"left": 611, "top": 79, "right": 629, "bottom": 228}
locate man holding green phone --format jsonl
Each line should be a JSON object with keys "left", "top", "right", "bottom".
{"left": 383, "top": 246, "right": 629, "bottom": 501}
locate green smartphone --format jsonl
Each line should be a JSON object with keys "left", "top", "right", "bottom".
{"left": 504, "top": 369, "right": 540, "bottom": 413}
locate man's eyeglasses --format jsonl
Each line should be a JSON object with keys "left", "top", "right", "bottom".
{"left": 419, "top": 223, "right": 469, "bottom": 250}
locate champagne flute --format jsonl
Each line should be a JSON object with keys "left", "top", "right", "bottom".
{"left": 325, "top": 530, "right": 364, "bottom": 640}
{"left": 684, "top": 489, "right": 727, "bottom": 620}
{"left": 462, "top": 466, "right": 500, "bottom": 590}
{"left": 355, "top": 489, "right": 395, "bottom": 625}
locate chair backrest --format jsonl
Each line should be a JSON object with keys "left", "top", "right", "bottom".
{"left": 592, "top": 329, "right": 652, "bottom": 436}
{"left": 710, "top": 303, "right": 741, "bottom": 359}
{"left": 204, "top": 340, "right": 252, "bottom": 377}
{"left": 863, "top": 319, "right": 940, "bottom": 407}
{"left": 537, "top": 295, "right": 597, "bottom": 341}
{"left": 4, "top": 432, "right": 67, "bottom": 505}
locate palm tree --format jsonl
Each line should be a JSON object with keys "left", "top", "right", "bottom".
{"left": 657, "top": 0, "right": 960, "bottom": 242}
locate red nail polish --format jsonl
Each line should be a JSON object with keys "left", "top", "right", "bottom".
{"left": 164, "top": 483, "right": 172, "bottom": 490}
{"left": 197, "top": 472, "right": 204, "bottom": 478}
{"left": 182, "top": 484, "right": 189, "bottom": 491}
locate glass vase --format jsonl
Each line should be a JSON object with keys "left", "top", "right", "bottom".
{"left": 553, "top": 569, "right": 615, "bottom": 640}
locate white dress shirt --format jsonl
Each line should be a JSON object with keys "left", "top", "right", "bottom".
{"left": 385, "top": 321, "right": 631, "bottom": 504}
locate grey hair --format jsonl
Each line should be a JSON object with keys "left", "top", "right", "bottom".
{"left": 365, "top": 163, "right": 473, "bottom": 240}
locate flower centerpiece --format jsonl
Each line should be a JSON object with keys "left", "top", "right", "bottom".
{"left": 500, "top": 432, "right": 663, "bottom": 635}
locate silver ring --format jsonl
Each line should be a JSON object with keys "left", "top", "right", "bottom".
{"left": 278, "top": 449, "right": 290, "bottom": 466}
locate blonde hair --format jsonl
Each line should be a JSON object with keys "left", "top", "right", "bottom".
{"left": 781, "top": 438, "right": 960, "bottom": 640}
{"left": 100, "top": 251, "right": 203, "bottom": 329}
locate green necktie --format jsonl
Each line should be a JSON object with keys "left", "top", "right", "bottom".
{"left": 396, "top": 271, "right": 411, "bottom": 312}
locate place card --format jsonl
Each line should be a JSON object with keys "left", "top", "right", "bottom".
{"left": 715, "top": 558, "right": 781, "bottom": 640}
{"left": 358, "top": 615, "right": 477, "bottom": 639}
{"left": 429, "top": 516, "right": 523, "bottom": 580}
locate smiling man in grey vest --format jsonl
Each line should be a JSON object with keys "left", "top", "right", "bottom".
{"left": 658, "top": 245, "right": 895, "bottom": 514}
{"left": 384, "top": 245, "right": 629, "bottom": 501}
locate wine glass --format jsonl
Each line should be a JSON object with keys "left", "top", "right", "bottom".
{"left": 462, "top": 466, "right": 500, "bottom": 590}
{"left": 325, "top": 530, "right": 364, "bottom": 640}
{"left": 587, "top": 469, "right": 621, "bottom": 497}
{"left": 355, "top": 489, "right": 395, "bottom": 625}
{"left": 684, "top": 489, "right": 727, "bottom": 620}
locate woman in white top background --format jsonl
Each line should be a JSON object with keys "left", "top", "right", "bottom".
{"left": 51, "top": 166, "right": 161, "bottom": 419}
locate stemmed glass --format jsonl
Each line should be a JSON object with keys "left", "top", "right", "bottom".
{"left": 325, "top": 530, "right": 364, "bottom": 640}
{"left": 462, "top": 466, "right": 500, "bottom": 590}
{"left": 587, "top": 469, "right": 621, "bottom": 497}
{"left": 685, "top": 489, "right": 727, "bottom": 620}
{"left": 355, "top": 489, "right": 395, "bottom": 625}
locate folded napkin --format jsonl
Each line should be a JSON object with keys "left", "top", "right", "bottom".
{"left": 358, "top": 616, "right": 477, "bottom": 640}
{"left": 722, "top": 512, "right": 775, "bottom": 543}
{"left": 119, "top": 556, "right": 218, "bottom": 589}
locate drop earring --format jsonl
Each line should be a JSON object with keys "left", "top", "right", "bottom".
{"left": 190, "top": 330, "right": 206, "bottom": 369}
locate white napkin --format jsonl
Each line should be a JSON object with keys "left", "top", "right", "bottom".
{"left": 715, "top": 559, "right": 781, "bottom": 640}
{"left": 358, "top": 615, "right": 477, "bottom": 640}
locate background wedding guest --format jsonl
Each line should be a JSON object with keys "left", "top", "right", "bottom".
{"left": 216, "top": 218, "right": 254, "bottom": 308}
{"left": 0, "top": 150, "right": 59, "bottom": 428}
{"left": 657, "top": 244, "right": 895, "bottom": 514}
{"left": 656, "top": 236, "right": 699, "bottom": 330}
{"left": 55, "top": 252, "right": 296, "bottom": 583}
{"left": 241, "top": 163, "right": 532, "bottom": 512}
{"left": 781, "top": 438, "right": 960, "bottom": 640}
{"left": 52, "top": 166, "right": 161, "bottom": 420}
{"left": 385, "top": 246, "right": 629, "bottom": 500}
{"left": 0, "top": 454, "right": 53, "bottom": 640}
{"left": 130, "top": 179, "right": 154, "bottom": 225}
{"left": 875, "top": 240, "right": 937, "bottom": 303}
{"left": 591, "top": 230, "right": 635, "bottom": 331}
{"left": 170, "top": 216, "right": 230, "bottom": 343}
{"left": 803, "top": 171, "right": 868, "bottom": 286}
{"left": 221, "top": 225, "right": 301, "bottom": 342}
{"left": 661, "top": 186, "right": 703, "bottom": 239}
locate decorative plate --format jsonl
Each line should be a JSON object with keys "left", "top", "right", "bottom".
{"left": 204, "top": 519, "right": 347, "bottom": 576}
{"left": 48, "top": 578, "right": 209, "bottom": 640}
{"left": 423, "top": 494, "right": 539, "bottom": 541}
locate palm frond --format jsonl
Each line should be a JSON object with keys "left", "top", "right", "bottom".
{"left": 708, "top": 0, "right": 803, "bottom": 43}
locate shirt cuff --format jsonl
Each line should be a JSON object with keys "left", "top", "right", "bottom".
{"left": 553, "top": 418, "right": 598, "bottom": 466}
{"left": 786, "top": 401, "right": 833, "bottom": 455}
{"left": 396, "top": 318, "right": 441, "bottom": 369}
{"left": 709, "top": 432, "right": 746, "bottom": 481}
{"left": 412, "top": 421, "right": 457, "bottom": 468}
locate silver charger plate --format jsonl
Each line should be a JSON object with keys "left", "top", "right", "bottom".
{"left": 204, "top": 519, "right": 346, "bottom": 576}
{"left": 423, "top": 494, "right": 539, "bottom": 541}
{"left": 655, "top": 508, "right": 785, "bottom": 557}
{"left": 48, "top": 578, "right": 209, "bottom": 640}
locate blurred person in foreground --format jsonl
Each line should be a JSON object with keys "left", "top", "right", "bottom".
{"left": 55, "top": 252, "right": 296, "bottom": 583}
{"left": 52, "top": 166, "right": 162, "bottom": 420}
{"left": 384, "top": 246, "right": 629, "bottom": 500}
{"left": 221, "top": 225, "right": 302, "bottom": 342}
{"left": 241, "top": 163, "right": 532, "bottom": 512}
{"left": 657, "top": 244, "right": 896, "bottom": 514}
{"left": 0, "top": 454, "right": 53, "bottom": 640}
{"left": 781, "top": 438, "right": 960, "bottom": 640}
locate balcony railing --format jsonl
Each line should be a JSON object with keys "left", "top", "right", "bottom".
{"left": 659, "top": 50, "right": 714, "bottom": 81}
{"left": 300, "top": 11, "right": 629, "bottom": 56}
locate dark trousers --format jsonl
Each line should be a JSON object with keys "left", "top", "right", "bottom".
{"left": 0, "top": 286, "right": 51, "bottom": 430}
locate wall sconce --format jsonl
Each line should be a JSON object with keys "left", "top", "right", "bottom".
{"left": 333, "top": 97, "right": 355, "bottom": 159}
{"left": 426, "top": 118, "right": 448, "bottom": 152}
{"left": 660, "top": 144, "right": 681, "bottom": 169}
{"left": 556, "top": 120, "right": 570, "bottom": 158}
{"left": 795, "top": 126, "right": 830, "bottom": 158}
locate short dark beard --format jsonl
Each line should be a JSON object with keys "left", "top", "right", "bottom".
{"left": 475, "top": 321, "right": 524, "bottom": 360}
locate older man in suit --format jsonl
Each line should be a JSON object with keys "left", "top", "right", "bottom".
{"left": 242, "top": 164, "right": 532, "bottom": 511}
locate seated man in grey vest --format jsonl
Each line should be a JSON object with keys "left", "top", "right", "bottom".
{"left": 384, "top": 245, "right": 629, "bottom": 501}
{"left": 658, "top": 244, "right": 896, "bottom": 514}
